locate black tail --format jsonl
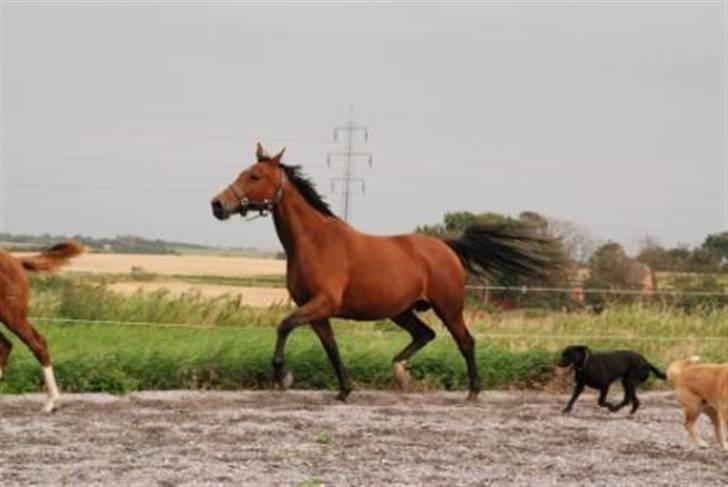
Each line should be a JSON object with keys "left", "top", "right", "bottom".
{"left": 445, "top": 224, "right": 564, "bottom": 282}
{"left": 649, "top": 362, "right": 667, "bottom": 380}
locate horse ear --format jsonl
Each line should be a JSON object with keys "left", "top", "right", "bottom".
{"left": 256, "top": 142, "right": 268, "bottom": 161}
{"left": 270, "top": 147, "right": 286, "bottom": 165}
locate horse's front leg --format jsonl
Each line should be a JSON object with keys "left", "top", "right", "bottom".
{"left": 272, "top": 294, "right": 334, "bottom": 391}
{"left": 312, "top": 319, "right": 352, "bottom": 401}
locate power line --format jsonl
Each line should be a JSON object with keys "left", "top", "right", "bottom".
{"left": 327, "top": 111, "right": 372, "bottom": 222}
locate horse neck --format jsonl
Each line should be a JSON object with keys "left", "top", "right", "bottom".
{"left": 272, "top": 184, "right": 332, "bottom": 258}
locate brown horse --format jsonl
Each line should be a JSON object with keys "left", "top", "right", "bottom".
{"left": 211, "top": 144, "right": 559, "bottom": 400}
{"left": 0, "top": 242, "right": 84, "bottom": 412}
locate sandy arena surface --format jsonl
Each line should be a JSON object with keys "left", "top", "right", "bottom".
{"left": 1, "top": 390, "right": 725, "bottom": 486}
{"left": 108, "top": 281, "right": 291, "bottom": 307}
{"left": 11, "top": 252, "right": 286, "bottom": 277}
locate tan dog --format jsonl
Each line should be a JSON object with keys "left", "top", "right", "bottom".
{"left": 667, "top": 356, "right": 728, "bottom": 450}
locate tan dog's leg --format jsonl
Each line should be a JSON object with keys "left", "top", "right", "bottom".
{"left": 717, "top": 409, "right": 727, "bottom": 451}
{"left": 704, "top": 407, "right": 725, "bottom": 450}
{"left": 685, "top": 405, "right": 708, "bottom": 448}
{"left": 678, "top": 390, "right": 708, "bottom": 448}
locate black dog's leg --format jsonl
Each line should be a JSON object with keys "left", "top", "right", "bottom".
{"left": 562, "top": 382, "right": 585, "bottom": 414}
{"left": 597, "top": 386, "right": 618, "bottom": 412}
{"left": 609, "top": 377, "right": 635, "bottom": 413}
{"left": 625, "top": 379, "right": 641, "bottom": 414}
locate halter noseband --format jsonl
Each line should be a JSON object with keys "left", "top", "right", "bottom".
{"left": 228, "top": 171, "right": 286, "bottom": 217}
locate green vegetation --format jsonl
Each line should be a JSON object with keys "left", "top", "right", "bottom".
{"left": 0, "top": 275, "right": 724, "bottom": 396}
{"left": 29, "top": 274, "right": 290, "bottom": 328}
{"left": 638, "top": 231, "right": 728, "bottom": 273}
{"left": 0, "top": 321, "right": 557, "bottom": 395}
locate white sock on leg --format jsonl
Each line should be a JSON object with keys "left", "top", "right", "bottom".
{"left": 42, "top": 366, "right": 60, "bottom": 413}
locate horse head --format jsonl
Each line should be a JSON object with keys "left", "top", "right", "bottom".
{"left": 210, "top": 143, "right": 286, "bottom": 220}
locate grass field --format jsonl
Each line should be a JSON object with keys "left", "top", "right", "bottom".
{"left": 0, "top": 321, "right": 557, "bottom": 394}
{"left": 0, "top": 271, "right": 725, "bottom": 396}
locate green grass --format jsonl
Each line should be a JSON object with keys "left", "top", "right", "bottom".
{"left": 1, "top": 275, "right": 723, "bottom": 396}
{"left": 0, "top": 321, "right": 556, "bottom": 395}
{"left": 28, "top": 274, "right": 291, "bottom": 328}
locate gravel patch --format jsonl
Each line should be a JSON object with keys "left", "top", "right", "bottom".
{"left": 1, "top": 390, "right": 725, "bottom": 486}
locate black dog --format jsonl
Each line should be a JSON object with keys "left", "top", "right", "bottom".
{"left": 557, "top": 345, "right": 666, "bottom": 415}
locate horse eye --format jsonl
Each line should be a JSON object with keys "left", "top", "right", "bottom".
{"left": 250, "top": 173, "right": 261, "bottom": 181}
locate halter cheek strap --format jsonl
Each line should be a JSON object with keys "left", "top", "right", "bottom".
{"left": 228, "top": 171, "right": 286, "bottom": 217}
{"left": 582, "top": 350, "right": 590, "bottom": 368}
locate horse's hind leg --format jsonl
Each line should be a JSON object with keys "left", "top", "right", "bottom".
{"left": 6, "top": 317, "right": 60, "bottom": 412}
{"left": 311, "top": 319, "right": 352, "bottom": 401}
{"left": 434, "top": 308, "right": 480, "bottom": 400}
{"left": 0, "top": 330, "right": 13, "bottom": 379}
{"left": 390, "top": 310, "right": 435, "bottom": 392}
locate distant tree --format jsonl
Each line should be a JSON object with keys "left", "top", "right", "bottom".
{"left": 667, "top": 246, "right": 692, "bottom": 271}
{"left": 637, "top": 237, "right": 673, "bottom": 271}
{"left": 703, "top": 232, "right": 728, "bottom": 267}
{"left": 416, "top": 211, "right": 524, "bottom": 238}
{"left": 518, "top": 211, "right": 549, "bottom": 235}
{"left": 545, "top": 218, "right": 598, "bottom": 264}
{"left": 686, "top": 247, "right": 721, "bottom": 273}
{"left": 416, "top": 211, "right": 575, "bottom": 309}
{"left": 585, "top": 242, "right": 633, "bottom": 290}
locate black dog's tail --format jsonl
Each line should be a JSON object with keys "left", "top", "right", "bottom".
{"left": 445, "top": 224, "right": 565, "bottom": 282}
{"left": 648, "top": 362, "right": 667, "bottom": 380}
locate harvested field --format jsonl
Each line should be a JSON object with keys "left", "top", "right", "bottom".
{"left": 108, "top": 281, "right": 291, "bottom": 307}
{"left": 11, "top": 252, "right": 285, "bottom": 277}
{"left": 1, "top": 390, "right": 725, "bottom": 486}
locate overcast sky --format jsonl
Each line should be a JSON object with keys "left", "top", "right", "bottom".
{"left": 1, "top": 2, "right": 726, "bottom": 253}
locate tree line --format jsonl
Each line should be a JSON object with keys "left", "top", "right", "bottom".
{"left": 416, "top": 211, "right": 727, "bottom": 309}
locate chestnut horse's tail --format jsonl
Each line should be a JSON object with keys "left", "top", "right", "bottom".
{"left": 20, "top": 241, "right": 85, "bottom": 273}
{"left": 445, "top": 225, "right": 563, "bottom": 282}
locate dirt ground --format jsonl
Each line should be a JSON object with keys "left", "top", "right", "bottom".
{"left": 108, "top": 281, "right": 291, "bottom": 307}
{"left": 1, "top": 390, "right": 725, "bottom": 486}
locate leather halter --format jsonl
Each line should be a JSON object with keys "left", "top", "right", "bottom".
{"left": 227, "top": 171, "right": 286, "bottom": 217}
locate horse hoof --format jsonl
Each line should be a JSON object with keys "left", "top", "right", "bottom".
{"left": 42, "top": 398, "right": 59, "bottom": 413}
{"left": 336, "top": 390, "right": 351, "bottom": 402}
{"left": 281, "top": 371, "right": 294, "bottom": 390}
{"left": 393, "top": 361, "right": 412, "bottom": 392}
{"left": 466, "top": 391, "right": 480, "bottom": 402}
{"left": 273, "top": 366, "right": 293, "bottom": 390}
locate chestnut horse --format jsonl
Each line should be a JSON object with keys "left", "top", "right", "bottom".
{"left": 0, "top": 242, "right": 84, "bottom": 412}
{"left": 211, "top": 144, "right": 559, "bottom": 400}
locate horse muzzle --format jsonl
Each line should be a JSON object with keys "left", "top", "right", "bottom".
{"left": 211, "top": 200, "right": 230, "bottom": 221}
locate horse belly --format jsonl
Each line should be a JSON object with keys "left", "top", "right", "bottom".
{"left": 338, "top": 274, "right": 424, "bottom": 320}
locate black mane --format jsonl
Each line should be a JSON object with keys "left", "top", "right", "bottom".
{"left": 280, "top": 163, "right": 336, "bottom": 218}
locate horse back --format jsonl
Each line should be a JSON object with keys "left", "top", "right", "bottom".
{"left": 285, "top": 228, "right": 465, "bottom": 319}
